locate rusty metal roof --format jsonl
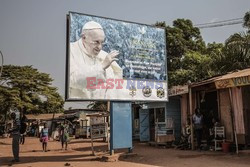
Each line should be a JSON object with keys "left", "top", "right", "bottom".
{"left": 26, "top": 113, "right": 63, "bottom": 120}
{"left": 190, "top": 76, "right": 220, "bottom": 88}
{"left": 215, "top": 68, "right": 250, "bottom": 81}
{"left": 190, "top": 68, "right": 250, "bottom": 88}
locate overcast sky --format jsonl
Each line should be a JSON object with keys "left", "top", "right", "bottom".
{"left": 0, "top": 0, "right": 249, "bottom": 108}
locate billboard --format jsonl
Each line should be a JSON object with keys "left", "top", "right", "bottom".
{"left": 66, "top": 12, "right": 168, "bottom": 101}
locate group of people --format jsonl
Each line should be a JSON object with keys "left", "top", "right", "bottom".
{"left": 40, "top": 120, "right": 70, "bottom": 152}
{"left": 181, "top": 108, "right": 221, "bottom": 150}
{"left": 8, "top": 111, "right": 71, "bottom": 163}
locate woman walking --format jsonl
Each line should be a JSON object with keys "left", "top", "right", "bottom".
{"left": 60, "top": 120, "right": 70, "bottom": 150}
{"left": 40, "top": 123, "right": 49, "bottom": 152}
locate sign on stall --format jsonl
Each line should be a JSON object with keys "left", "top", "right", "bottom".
{"left": 90, "top": 123, "right": 107, "bottom": 139}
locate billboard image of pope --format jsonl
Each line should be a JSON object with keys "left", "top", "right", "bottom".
{"left": 67, "top": 12, "right": 168, "bottom": 101}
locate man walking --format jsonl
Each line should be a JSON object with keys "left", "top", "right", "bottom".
{"left": 8, "top": 112, "right": 21, "bottom": 162}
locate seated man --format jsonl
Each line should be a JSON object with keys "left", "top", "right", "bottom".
{"left": 208, "top": 118, "right": 221, "bottom": 148}
{"left": 179, "top": 119, "right": 191, "bottom": 149}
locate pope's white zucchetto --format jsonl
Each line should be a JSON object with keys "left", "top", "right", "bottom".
{"left": 82, "top": 21, "right": 103, "bottom": 30}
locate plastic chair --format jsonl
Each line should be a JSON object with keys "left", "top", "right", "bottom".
{"left": 214, "top": 126, "right": 225, "bottom": 151}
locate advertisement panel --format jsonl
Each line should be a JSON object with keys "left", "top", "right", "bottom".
{"left": 66, "top": 12, "right": 168, "bottom": 101}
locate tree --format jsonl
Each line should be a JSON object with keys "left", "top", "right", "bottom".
{"left": 205, "top": 42, "right": 225, "bottom": 76}
{"left": 219, "top": 32, "right": 250, "bottom": 73}
{"left": 87, "top": 101, "right": 107, "bottom": 111}
{"left": 243, "top": 11, "right": 250, "bottom": 32}
{"left": 0, "top": 65, "right": 64, "bottom": 118}
{"left": 156, "top": 19, "right": 207, "bottom": 86}
{"left": 169, "top": 51, "right": 214, "bottom": 85}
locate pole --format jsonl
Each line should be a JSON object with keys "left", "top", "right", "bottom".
{"left": 90, "top": 125, "right": 94, "bottom": 155}
{"left": 229, "top": 88, "right": 239, "bottom": 154}
{"left": 50, "top": 112, "right": 55, "bottom": 137}
{"left": 109, "top": 101, "right": 114, "bottom": 155}
{"left": 188, "top": 84, "right": 194, "bottom": 150}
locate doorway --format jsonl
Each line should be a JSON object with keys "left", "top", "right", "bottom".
{"left": 242, "top": 85, "right": 250, "bottom": 145}
{"left": 199, "top": 91, "right": 219, "bottom": 140}
{"left": 138, "top": 107, "right": 166, "bottom": 142}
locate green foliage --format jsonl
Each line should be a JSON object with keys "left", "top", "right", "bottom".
{"left": 218, "top": 32, "right": 250, "bottom": 73}
{"left": 157, "top": 11, "right": 250, "bottom": 87}
{"left": 243, "top": 11, "right": 250, "bottom": 32}
{"left": 87, "top": 101, "right": 107, "bottom": 111}
{"left": 156, "top": 19, "right": 207, "bottom": 86}
{"left": 166, "top": 19, "right": 206, "bottom": 60}
{"left": 0, "top": 65, "right": 64, "bottom": 116}
{"left": 169, "top": 51, "right": 214, "bottom": 86}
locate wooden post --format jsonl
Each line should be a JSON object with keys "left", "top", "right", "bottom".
{"left": 229, "top": 88, "right": 239, "bottom": 154}
{"left": 106, "top": 122, "right": 110, "bottom": 151}
{"left": 90, "top": 125, "right": 94, "bottom": 155}
{"left": 189, "top": 85, "right": 194, "bottom": 150}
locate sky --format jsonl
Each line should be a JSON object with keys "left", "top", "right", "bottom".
{"left": 0, "top": 0, "right": 249, "bottom": 109}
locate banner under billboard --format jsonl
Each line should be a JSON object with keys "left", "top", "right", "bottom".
{"left": 66, "top": 12, "right": 168, "bottom": 101}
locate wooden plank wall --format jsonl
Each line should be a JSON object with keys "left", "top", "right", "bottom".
{"left": 181, "top": 94, "right": 188, "bottom": 127}
{"left": 219, "top": 89, "right": 233, "bottom": 141}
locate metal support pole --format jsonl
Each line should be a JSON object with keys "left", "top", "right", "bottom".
{"left": 109, "top": 101, "right": 114, "bottom": 155}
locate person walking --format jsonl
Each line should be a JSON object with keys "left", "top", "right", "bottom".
{"left": 8, "top": 112, "right": 21, "bottom": 162}
{"left": 40, "top": 123, "right": 49, "bottom": 152}
{"left": 19, "top": 114, "right": 27, "bottom": 145}
{"left": 60, "top": 120, "right": 70, "bottom": 150}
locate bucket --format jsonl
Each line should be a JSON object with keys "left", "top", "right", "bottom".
{"left": 222, "top": 142, "right": 230, "bottom": 153}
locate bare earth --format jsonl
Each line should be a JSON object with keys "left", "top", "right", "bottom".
{"left": 0, "top": 137, "right": 249, "bottom": 167}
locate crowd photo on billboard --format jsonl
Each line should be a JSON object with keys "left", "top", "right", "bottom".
{"left": 67, "top": 12, "right": 168, "bottom": 101}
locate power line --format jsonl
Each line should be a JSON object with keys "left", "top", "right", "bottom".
{"left": 195, "top": 18, "right": 243, "bottom": 26}
{"left": 194, "top": 18, "right": 244, "bottom": 29}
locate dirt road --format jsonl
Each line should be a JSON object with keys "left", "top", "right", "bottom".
{"left": 0, "top": 137, "right": 249, "bottom": 167}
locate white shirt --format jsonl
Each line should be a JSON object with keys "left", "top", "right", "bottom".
{"left": 69, "top": 38, "right": 123, "bottom": 99}
{"left": 193, "top": 114, "right": 203, "bottom": 125}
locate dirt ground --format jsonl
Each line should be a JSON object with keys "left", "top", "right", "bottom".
{"left": 0, "top": 137, "right": 250, "bottom": 167}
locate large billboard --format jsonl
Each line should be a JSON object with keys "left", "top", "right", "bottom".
{"left": 66, "top": 12, "right": 168, "bottom": 101}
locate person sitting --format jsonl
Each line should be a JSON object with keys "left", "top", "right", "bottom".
{"left": 208, "top": 118, "right": 221, "bottom": 149}
{"left": 178, "top": 119, "right": 191, "bottom": 150}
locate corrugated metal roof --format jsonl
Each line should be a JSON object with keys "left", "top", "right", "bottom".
{"left": 190, "top": 68, "right": 250, "bottom": 88}
{"left": 26, "top": 113, "right": 63, "bottom": 120}
{"left": 215, "top": 68, "right": 250, "bottom": 81}
{"left": 190, "top": 76, "right": 220, "bottom": 88}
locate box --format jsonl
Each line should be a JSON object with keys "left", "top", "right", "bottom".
{"left": 156, "top": 135, "right": 175, "bottom": 143}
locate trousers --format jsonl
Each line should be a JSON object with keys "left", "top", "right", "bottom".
{"left": 12, "top": 133, "right": 20, "bottom": 160}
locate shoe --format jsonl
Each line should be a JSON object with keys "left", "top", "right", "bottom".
{"left": 11, "top": 159, "right": 19, "bottom": 162}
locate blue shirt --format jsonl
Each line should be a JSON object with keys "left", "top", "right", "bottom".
{"left": 41, "top": 128, "right": 49, "bottom": 137}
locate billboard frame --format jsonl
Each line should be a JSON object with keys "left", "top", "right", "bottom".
{"left": 65, "top": 11, "right": 168, "bottom": 102}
